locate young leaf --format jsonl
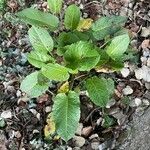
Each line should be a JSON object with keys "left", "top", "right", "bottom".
{"left": 20, "top": 71, "right": 49, "bottom": 98}
{"left": 28, "top": 26, "right": 54, "bottom": 53}
{"left": 48, "top": 0, "right": 63, "bottom": 14}
{"left": 52, "top": 91, "right": 80, "bottom": 141}
{"left": 41, "top": 63, "right": 70, "bottom": 81}
{"left": 64, "top": 41, "right": 100, "bottom": 71}
{"left": 57, "top": 31, "right": 89, "bottom": 55}
{"left": 102, "top": 115, "right": 115, "bottom": 128}
{"left": 27, "top": 51, "right": 54, "bottom": 68}
{"left": 92, "top": 16, "right": 127, "bottom": 40}
{"left": 86, "top": 76, "right": 114, "bottom": 107}
{"left": 64, "top": 4, "right": 80, "bottom": 30}
{"left": 17, "top": 8, "right": 59, "bottom": 30}
{"left": 106, "top": 34, "right": 130, "bottom": 60}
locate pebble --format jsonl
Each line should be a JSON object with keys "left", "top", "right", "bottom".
{"left": 67, "top": 147, "right": 72, "bottom": 150}
{"left": 145, "top": 82, "right": 150, "bottom": 89}
{"left": 123, "top": 86, "right": 133, "bottom": 95}
{"left": 121, "top": 68, "right": 130, "bottom": 77}
{"left": 134, "top": 98, "right": 142, "bottom": 106}
{"left": 1, "top": 110, "right": 12, "bottom": 119}
{"left": 141, "top": 39, "right": 150, "bottom": 49}
{"left": 81, "top": 126, "right": 93, "bottom": 137}
{"left": 106, "top": 99, "right": 116, "bottom": 108}
{"left": 147, "top": 57, "right": 150, "bottom": 67}
{"left": 135, "top": 68, "right": 143, "bottom": 80}
{"left": 91, "top": 142, "right": 99, "bottom": 150}
{"left": 73, "top": 147, "right": 80, "bottom": 150}
{"left": 45, "top": 106, "right": 52, "bottom": 113}
{"left": 0, "top": 117, "right": 6, "bottom": 128}
{"left": 73, "top": 136, "right": 86, "bottom": 147}
{"left": 141, "top": 27, "right": 150, "bottom": 37}
{"left": 143, "top": 99, "right": 150, "bottom": 106}
{"left": 76, "top": 123, "right": 83, "bottom": 136}
{"left": 89, "top": 134, "right": 99, "bottom": 140}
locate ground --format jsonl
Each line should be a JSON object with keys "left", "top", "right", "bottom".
{"left": 0, "top": 0, "right": 150, "bottom": 150}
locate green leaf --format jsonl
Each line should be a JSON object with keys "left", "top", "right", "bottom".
{"left": 41, "top": 63, "right": 70, "bottom": 81}
{"left": 20, "top": 71, "right": 49, "bottom": 98}
{"left": 102, "top": 115, "right": 115, "bottom": 128}
{"left": 28, "top": 26, "right": 54, "bottom": 53}
{"left": 17, "top": 8, "right": 59, "bottom": 30}
{"left": 27, "top": 51, "right": 54, "bottom": 68}
{"left": 106, "top": 34, "right": 130, "bottom": 60}
{"left": 48, "top": 0, "right": 63, "bottom": 14}
{"left": 92, "top": 16, "right": 127, "bottom": 40}
{"left": 64, "top": 4, "right": 80, "bottom": 30}
{"left": 86, "top": 77, "right": 114, "bottom": 107}
{"left": 57, "top": 31, "right": 89, "bottom": 55}
{"left": 64, "top": 41, "right": 100, "bottom": 71}
{"left": 52, "top": 91, "right": 80, "bottom": 141}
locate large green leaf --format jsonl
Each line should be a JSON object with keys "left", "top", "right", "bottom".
{"left": 28, "top": 26, "right": 54, "bottom": 53}
{"left": 48, "top": 0, "right": 63, "bottom": 14}
{"left": 27, "top": 51, "right": 54, "bottom": 68}
{"left": 20, "top": 71, "right": 49, "bottom": 98}
{"left": 106, "top": 34, "right": 130, "bottom": 60}
{"left": 64, "top": 41, "right": 100, "bottom": 71}
{"left": 64, "top": 4, "right": 80, "bottom": 30}
{"left": 17, "top": 8, "right": 59, "bottom": 30}
{"left": 86, "top": 77, "right": 114, "bottom": 107}
{"left": 41, "top": 63, "right": 70, "bottom": 81}
{"left": 52, "top": 91, "right": 80, "bottom": 141}
{"left": 57, "top": 31, "right": 89, "bottom": 55}
{"left": 92, "top": 16, "right": 127, "bottom": 40}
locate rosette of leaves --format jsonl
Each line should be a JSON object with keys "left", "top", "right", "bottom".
{"left": 18, "top": 0, "right": 130, "bottom": 142}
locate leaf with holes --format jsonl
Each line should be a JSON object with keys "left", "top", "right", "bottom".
{"left": 52, "top": 91, "right": 80, "bottom": 141}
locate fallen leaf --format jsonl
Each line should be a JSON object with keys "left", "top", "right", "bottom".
{"left": 77, "top": 18, "right": 93, "bottom": 32}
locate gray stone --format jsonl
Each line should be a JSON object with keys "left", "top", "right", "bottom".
{"left": 123, "top": 86, "right": 133, "bottom": 95}
{"left": 75, "top": 123, "right": 83, "bottom": 136}
{"left": 118, "top": 107, "right": 150, "bottom": 150}
{"left": 73, "top": 136, "right": 85, "bottom": 147}
{"left": 141, "top": 27, "right": 150, "bottom": 37}
{"left": 91, "top": 142, "right": 99, "bottom": 150}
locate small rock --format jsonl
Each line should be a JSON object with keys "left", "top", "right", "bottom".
{"left": 143, "top": 99, "right": 150, "bottom": 106}
{"left": 0, "top": 117, "right": 6, "bottom": 128}
{"left": 147, "top": 57, "right": 150, "bottom": 67}
{"left": 33, "top": 129, "right": 40, "bottom": 134}
{"left": 145, "top": 82, "right": 150, "bottom": 89}
{"left": 29, "top": 109, "right": 38, "bottom": 115}
{"left": 82, "top": 126, "right": 93, "bottom": 137}
{"left": 67, "top": 146, "right": 72, "bottom": 150}
{"left": 141, "top": 39, "right": 150, "bottom": 49}
{"left": 123, "top": 86, "right": 133, "bottom": 95}
{"left": 91, "top": 142, "right": 99, "bottom": 150}
{"left": 98, "top": 142, "right": 107, "bottom": 150}
{"left": 89, "top": 134, "right": 99, "bottom": 140}
{"left": 45, "top": 106, "right": 51, "bottom": 113}
{"left": 106, "top": 99, "right": 116, "bottom": 108}
{"left": 142, "top": 66, "right": 150, "bottom": 82}
{"left": 16, "top": 90, "right": 22, "bottom": 97}
{"left": 36, "top": 113, "right": 40, "bottom": 120}
{"left": 121, "top": 68, "right": 130, "bottom": 77}
{"left": 1, "top": 110, "right": 12, "bottom": 119}
{"left": 141, "top": 27, "right": 150, "bottom": 37}
{"left": 14, "top": 131, "right": 21, "bottom": 138}
{"left": 76, "top": 123, "right": 83, "bottom": 136}
{"left": 73, "top": 136, "right": 85, "bottom": 147}
{"left": 73, "top": 147, "right": 80, "bottom": 150}
{"left": 135, "top": 68, "right": 143, "bottom": 80}
{"left": 134, "top": 98, "right": 142, "bottom": 106}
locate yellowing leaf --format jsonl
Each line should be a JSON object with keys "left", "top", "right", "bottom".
{"left": 58, "top": 81, "right": 69, "bottom": 93}
{"left": 44, "top": 113, "right": 60, "bottom": 140}
{"left": 77, "top": 18, "right": 93, "bottom": 32}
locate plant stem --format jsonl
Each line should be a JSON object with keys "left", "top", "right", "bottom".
{"left": 69, "top": 74, "right": 75, "bottom": 90}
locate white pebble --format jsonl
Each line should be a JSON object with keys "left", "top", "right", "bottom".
{"left": 1, "top": 110, "right": 12, "bottom": 119}
{"left": 134, "top": 98, "right": 142, "bottom": 106}
{"left": 121, "top": 68, "right": 130, "bottom": 77}
{"left": 123, "top": 86, "right": 133, "bottom": 95}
